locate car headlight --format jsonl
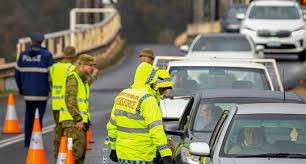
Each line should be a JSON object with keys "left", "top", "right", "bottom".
{"left": 241, "top": 25, "right": 255, "bottom": 31}
{"left": 181, "top": 146, "right": 200, "bottom": 164}
{"left": 292, "top": 26, "right": 306, "bottom": 34}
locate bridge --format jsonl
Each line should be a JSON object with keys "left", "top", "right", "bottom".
{"left": 0, "top": 1, "right": 306, "bottom": 163}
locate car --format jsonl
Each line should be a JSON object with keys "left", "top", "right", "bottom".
{"left": 181, "top": 33, "right": 264, "bottom": 59}
{"left": 240, "top": 0, "right": 306, "bottom": 60}
{"left": 153, "top": 57, "right": 284, "bottom": 120}
{"left": 185, "top": 103, "right": 306, "bottom": 164}
{"left": 221, "top": 4, "right": 248, "bottom": 33}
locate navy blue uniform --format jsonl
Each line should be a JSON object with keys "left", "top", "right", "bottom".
{"left": 15, "top": 45, "right": 54, "bottom": 147}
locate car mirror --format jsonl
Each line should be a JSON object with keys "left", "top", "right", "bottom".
{"left": 235, "top": 13, "right": 245, "bottom": 20}
{"left": 303, "top": 14, "right": 306, "bottom": 20}
{"left": 189, "top": 142, "right": 210, "bottom": 156}
{"left": 180, "top": 45, "right": 189, "bottom": 52}
{"left": 164, "top": 122, "right": 184, "bottom": 137}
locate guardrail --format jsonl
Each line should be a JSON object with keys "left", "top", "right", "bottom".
{"left": 0, "top": 8, "right": 121, "bottom": 90}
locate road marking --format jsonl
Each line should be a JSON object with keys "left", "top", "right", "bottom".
{"left": 0, "top": 124, "right": 55, "bottom": 148}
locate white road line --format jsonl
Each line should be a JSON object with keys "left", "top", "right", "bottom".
{"left": 0, "top": 124, "right": 55, "bottom": 148}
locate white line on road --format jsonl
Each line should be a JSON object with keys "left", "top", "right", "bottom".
{"left": 0, "top": 124, "right": 55, "bottom": 148}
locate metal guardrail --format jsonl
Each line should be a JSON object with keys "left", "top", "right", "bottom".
{"left": 0, "top": 8, "right": 121, "bottom": 80}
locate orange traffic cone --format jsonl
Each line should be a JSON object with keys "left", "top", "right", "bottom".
{"left": 65, "top": 138, "right": 74, "bottom": 164}
{"left": 88, "top": 128, "right": 95, "bottom": 143}
{"left": 26, "top": 109, "right": 47, "bottom": 164}
{"left": 57, "top": 134, "right": 68, "bottom": 164}
{"left": 2, "top": 93, "right": 21, "bottom": 134}
{"left": 86, "top": 129, "right": 93, "bottom": 150}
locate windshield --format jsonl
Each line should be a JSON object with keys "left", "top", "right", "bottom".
{"left": 192, "top": 36, "right": 252, "bottom": 52}
{"left": 249, "top": 6, "right": 301, "bottom": 19}
{"left": 221, "top": 114, "right": 306, "bottom": 158}
{"left": 227, "top": 6, "right": 247, "bottom": 18}
{"left": 169, "top": 66, "right": 271, "bottom": 96}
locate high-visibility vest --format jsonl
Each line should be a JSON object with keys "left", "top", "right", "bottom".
{"left": 50, "top": 62, "right": 76, "bottom": 111}
{"left": 106, "top": 88, "right": 172, "bottom": 162}
{"left": 59, "top": 72, "right": 90, "bottom": 123}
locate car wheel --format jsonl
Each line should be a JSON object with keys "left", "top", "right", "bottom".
{"left": 298, "top": 50, "right": 306, "bottom": 61}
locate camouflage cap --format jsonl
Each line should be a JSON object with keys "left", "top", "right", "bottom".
{"left": 139, "top": 48, "right": 154, "bottom": 59}
{"left": 78, "top": 54, "right": 96, "bottom": 66}
{"left": 63, "top": 46, "right": 77, "bottom": 58}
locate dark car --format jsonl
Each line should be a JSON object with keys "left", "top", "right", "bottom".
{"left": 165, "top": 90, "right": 305, "bottom": 164}
{"left": 221, "top": 4, "right": 248, "bottom": 33}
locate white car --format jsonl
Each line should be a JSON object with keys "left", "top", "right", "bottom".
{"left": 181, "top": 33, "right": 264, "bottom": 59}
{"left": 153, "top": 57, "right": 284, "bottom": 120}
{"left": 240, "top": 0, "right": 306, "bottom": 60}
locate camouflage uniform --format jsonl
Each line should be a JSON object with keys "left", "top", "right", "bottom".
{"left": 52, "top": 46, "right": 78, "bottom": 163}
{"left": 62, "top": 54, "right": 96, "bottom": 164}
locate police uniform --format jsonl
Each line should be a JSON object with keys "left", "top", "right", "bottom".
{"left": 49, "top": 46, "right": 77, "bottom": 162}
{"left": 15, "top": 32, "right": 54, "bottom": 147}
{"left": 60, "top": 54, "right": 96, "bottom": 164}
{"left": 106, "top": 63, "right": 173, "bottom": 164}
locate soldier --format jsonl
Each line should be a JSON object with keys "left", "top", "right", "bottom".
{"left": 59, "top": 54, "right": 97, "bottom": 164}
{"left": 139, "top": 48, "right": 155, "bottom": 65}
{"left": 49, "top": 46, "right": 78, "bottom": 163}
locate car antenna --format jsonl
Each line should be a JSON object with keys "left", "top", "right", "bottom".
{"left": 282, "top": 68, "right": 286, "bottom": 102}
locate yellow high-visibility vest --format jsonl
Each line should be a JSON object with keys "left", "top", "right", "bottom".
{"left": 50, "top": 62, "right": 76, "bottom": 111}
{"left": 59, "top": 72, "right": 90, "bottom": 123}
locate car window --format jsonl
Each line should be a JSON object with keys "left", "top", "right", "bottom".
{"left": 220, "top": 114, "right": 306, "bottom": 157}
{"left": 227, "top": 6, "right": 247, "bottom": 18}
{"left": 169, "top": 66, "right": 271, "bottom": 96}
{"left": 249, "top": 6, "right": 301, "bottom": 19}
{"left": 192, "top": 36, "right": 252, "bottom": 52}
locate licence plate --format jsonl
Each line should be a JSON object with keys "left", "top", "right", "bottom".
{"left": 267, "top": 42, "right": 281, "bottom": 47}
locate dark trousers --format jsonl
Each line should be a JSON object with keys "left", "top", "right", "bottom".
{"left": 24, "top": 100, "right": 47, "bottom": 147}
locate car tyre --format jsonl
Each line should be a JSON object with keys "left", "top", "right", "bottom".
{"left": 298, "top": 50, "right": 306, "bottom": 61}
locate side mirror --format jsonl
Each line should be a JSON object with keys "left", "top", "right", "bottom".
{"left": 189, "top": 142, "right": 210, "bottom": 156}
{"left": 235, "top": 13, "right": 245, "bottom": 20}
{"left": 255, "top": 45, "right": 264, "bottom": 52}
{"left": 180, "top": 45, "right": 189, "bottom": 52}
{"left": 164, "top": 123, "right": 184, "bottom": 137}
{"left": 303, "top": 14, "right": 306, "bottom": 20}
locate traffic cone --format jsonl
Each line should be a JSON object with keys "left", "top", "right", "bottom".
{"left": 65, "top": 138, "right": 74, "bottom": 164}
{"left": 57, "top": 134, "right": 68, "bottom": 164}
{"left": 26, "top": 109, "right": 47, "bottom": 164}
{"left": 88, "top": 128, "right": 95, "bottom": 143}
{"left": 86, "top": 131, "right": 91, "bottom": 150}
{"left": 2, "top": 93, "right": 21, "bottom": 134}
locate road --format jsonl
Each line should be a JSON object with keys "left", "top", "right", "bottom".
{"left": 0, "top": 44, "right": 305, "bottom": 163}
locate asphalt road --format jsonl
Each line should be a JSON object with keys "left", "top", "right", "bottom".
{"left": 0, "top": 44, "right": 305, "bottom": 163}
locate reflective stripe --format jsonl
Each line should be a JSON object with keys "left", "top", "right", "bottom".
{"left": 15, "top": 65, "right": 49, "bottom": 73}
{"left": 24, "top": 96, "right": 48, "bottom": 101}
{"left": 145, "top": 69, "right": 156, "bottom": 84}
{"left": 80, "top": 111, "right": 88, "bottom": 115}
{"left": 110, "top": 118, "right": 117, "bottom": 125}
{"left": 61, "top": 108, "right": 87, "bottom": 115}
{"left": 135, "top": 94, "right": 151, "bottom": 115}
{"left": 152, "top": 78, "right": 172, "bottom": 88}
{"left": 148, "top": 120, "right": 163, "bottom": 130}
{"left": 52, "top": 96, "right": 65, "bottom": 99}
{"left": 157, "top": 144, "right": 169, "bottom": 151}
{"left": 117, "top": 125, "right": 148, "bottom": 133}
{"left": 66, "top": 64, "right": 74, "bottom": 76}
{"left": 52, "top": 85, "right": 63, "bottom": 89}
{"left": 118, "top": 159, "right": 152, "bottom": 164}
{"left": 115, "top": 110, "right": 144, "bottom": 120}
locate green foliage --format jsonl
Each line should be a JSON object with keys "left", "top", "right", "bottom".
{"left": 116, "top": 0, "right": 192, "bottom": 43}
{"left": 0, "top": 0, "right": 75, "bottom": 62}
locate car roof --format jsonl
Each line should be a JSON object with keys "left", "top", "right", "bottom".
{"left": 236, "top": 103, "right": 306, "bottom": 114}
{"left": 253, "top": 0, "right": 297, "bottom": 6}
{"left": 198, "top": 33, "right": 248, "bottom": 39}
{"left": 197, "top": 90, "right": 304, "bottom": 102}
{"left": 168, "top": 60, "right": 266, "bottom": 69}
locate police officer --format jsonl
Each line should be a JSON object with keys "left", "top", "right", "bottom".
{"left": 59, "top": 54, "right": 96, "bottom": 164}
{"left": 106, "top": 62, "right": 173, "bottom": 164}
{"left": 49, "top": 46, "right": 78, "bottom": 163}
{"left": 139, "top": 48, "right": 155, "bottom": 65}
{"left": 15, "top": 32, "right": 54, "bottom": 147}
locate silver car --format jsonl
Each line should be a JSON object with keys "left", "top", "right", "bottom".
{"left": 188, "top": 103, "right": 306, "bottom": 164}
